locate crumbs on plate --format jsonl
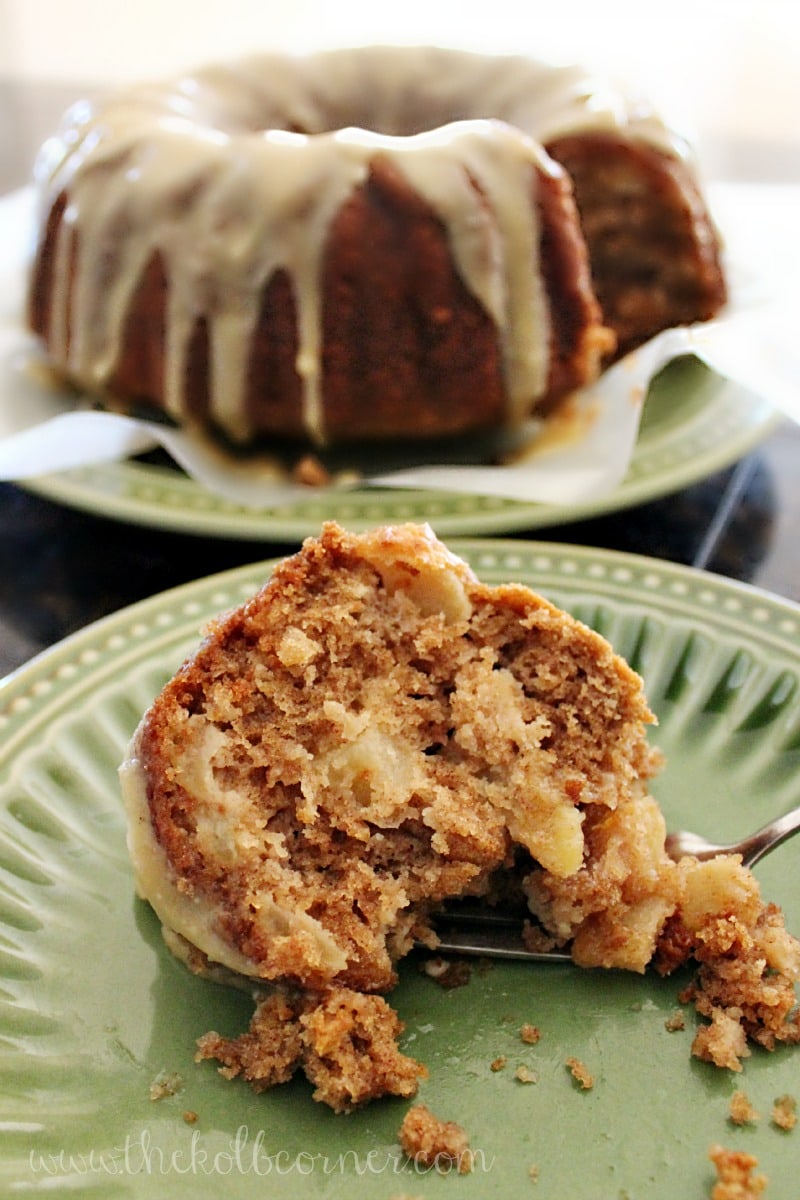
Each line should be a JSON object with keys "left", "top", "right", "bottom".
{"left": 421, "top": 956, "right": 473, "bottom": 989}
{"left": 565, "top": 1057, "right": 594, "bottom": 1090}
{"left": 149, "top": 1070, "right": 184, "bottom": 1101}
{"left": 770, "top": 1093, "right": 796, "bottom": 1131}
{"left": 728, "top": 1091, "right": 760, "bottom": 1126}
{"left": 708, "top": 1144, "right": 768, "bottom": 1199}
{"left": 398, "top": 1103, "right": 473, "bottom": 1174}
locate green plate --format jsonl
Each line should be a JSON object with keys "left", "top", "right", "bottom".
{"left": 21, "top": 357, "right": 779, "bottom": 540}
{"left": 1, "top": 540, "right": 798, "bottom": 1197}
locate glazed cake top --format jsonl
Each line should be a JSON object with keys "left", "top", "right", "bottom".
{"left": 32, "top": 47, "right": 682, "bottom": 443}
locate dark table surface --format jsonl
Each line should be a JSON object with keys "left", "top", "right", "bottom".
{"left": 2, "top": 79, "right": 799, "bottom": 682}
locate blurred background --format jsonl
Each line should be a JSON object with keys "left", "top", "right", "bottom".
{"left": 1, "top": 0, "right": 799, "bottom": 191}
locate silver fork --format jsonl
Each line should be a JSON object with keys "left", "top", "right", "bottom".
{"left": 428, "top": 802, "right": 800, "bottom": 962}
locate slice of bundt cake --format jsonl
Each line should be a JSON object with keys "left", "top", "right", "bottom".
{"left": 120, "top": 524, "right": 799, "bottom": 1110}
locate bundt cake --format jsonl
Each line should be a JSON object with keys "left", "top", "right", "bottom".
{"left": 27, "top": 47, "right": 727, "bottom": 450}
{"left": 120, "top": 523, "right": 799, "bottom": 1111}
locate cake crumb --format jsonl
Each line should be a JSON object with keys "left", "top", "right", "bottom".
{"left": 515, "top": 1065, "right": 538, "bottom": 1084}
{"left": 398, "top": 1103, "right": 472, "bottom": 1174}
{"left": 490, "top": 1055, "right": 508, "bottom": 1072}
{"left": 708, "top": 1144, "right": 768, "bottom": 1199}
{"left": 521, "top": 922, "right": 559, "bottom": 954}
{"left": 182, "top": 1110, "right": 198, "bottom": 1125}
{"left": 664, "top": 1009, "right": 686, "bottom": 1032}
{"left": 528, "top": 1164, "right": 540, "bottom": 1183}
{"left": 292, "top": 454, "right": 331, "bottom": 487}
{"left": 565, "top": 1057, "right": 594, "bottom": 1089}
{"left": 520, "top": 1023, "right": 540, "bottom": 1044}
{"left": 728, "top": 1091, "right": 759, "bottom": 1126}
{"left": 421, "top": 956, "right": 472, "bottom": 989}
{"left": 149, "top": 1070, "right": 184, "bottom": 1101}
{"left": 196, "top": 987, "right": 423, "bottom": 1113}
{"left": 672, "top": 868, "right": 800, "bottom": 1073}
{"left": 690, "top": 1007, "right": 750, "bottom": 1073}
{"left": 770, "top": 1094, "right": 796, "bottom": 1131}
